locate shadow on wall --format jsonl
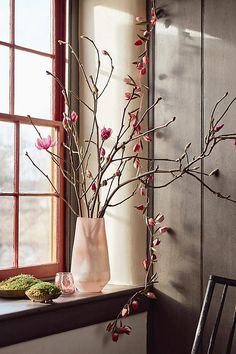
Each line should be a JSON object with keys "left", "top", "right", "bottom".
{"left": 147, "top": 290, "right": 198, "bottom": 354}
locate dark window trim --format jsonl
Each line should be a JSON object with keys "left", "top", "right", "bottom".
{"left": 0, "top": 286, "right": 149, "bottom": 348}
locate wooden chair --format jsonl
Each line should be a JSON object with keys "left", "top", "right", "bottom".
{"left": 191, "top": 275, "right": 236, "bottom": 354}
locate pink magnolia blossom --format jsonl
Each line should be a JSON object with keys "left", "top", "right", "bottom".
{"left": 142, "top": 55, "right": 149, "bottom": 65}
{"left": 136, "top": 62, "right": 143, "bottom": 70}
{"left": 101, "top": 127, "right": 112, "bottom": 140}
{"left": 156, "top": 214, "right": 165, "bottom": 223}
{"left": 151, "top": 254, "right": 157, "bottom": 261}
{"left": 151, "top": 17, "right": 157, "bottom": 25}
{"left": 91, "top": 182, "right": 97, "bottom": 192}
{"left": 71, "top": 111, "right": 78, "bottom": 123}
{"left": 153, "top": 238, "right": 161, "bottom": 247}
{"left": 146, "top": 291, "right": 157, "bottom": 299}
{"left": 121, "top": 306, "right": 129, "bottom": 317}
{"left": 100, "top": 147, "right": 106, "bottom": 157}
{"left": 134, "top": 124, "right": 141, "bottom": 133}
{"left": 125, "top": 91, "right": 132, "bottom": 100}
{"left": 132, "top": 300, "right": 139, "bottom": 311}
{"left": 35, "top": 135, "right": 57, "bottom": 150}
{"left": 133, "top": 158, "right": 141, "bottom": 169}
{"left": 134, "top": 204, "right": 145, "bottom": 211}
{"left": 139, "top": 187, "right": 146, "bottom": 196}
{"left": 141, "top": 67, "right": 146, "bottom": 76}
{"left": 106, "top": 154, "right": 111, "bottom": 162}
{"left": 143, "top": 30, "right": 150, "bottom": 39}
{"left": 133, "top": 143, "right": 141, "bottom": 153}
{"left": 159, "top": 226, "right": 169, "bottom": 234}
{"left": 213, "top": 124, "right": 224, "bottom": 132}
{"left": 115, "top": 170, "right": 121, "bottom": 177}
{"left": 142, "top": 258, "right": 150, "bottom": 270}
{"left": 134, "top": 39, "right": 143, "bottom": 46}
{"left": 119, "top": 326, "right": 131, "bottom": 335}
{"left": 144, "top": 134, "right": 152, "bottom": 142}
{"left": 112, "top": 332, "right": 119, "bottom": 342}
{"left": 148, "top": 218, "right": 156, "bottom": 226}
{"left": 147, "top": 174, "right": 154, "bottom": 183}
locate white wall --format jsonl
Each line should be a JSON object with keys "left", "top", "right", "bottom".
{"left": 0, "top": 313, "right": 146, "bottom": 354}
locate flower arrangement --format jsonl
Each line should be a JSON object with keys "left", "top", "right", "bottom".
{"left": 26, "top": 0, "right": 236, "bottom": 341}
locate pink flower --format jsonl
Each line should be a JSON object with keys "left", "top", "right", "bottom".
{"left": 115, "top": 170, "right": 121, "bottom": 177}
{"left": 125, "top": 91, "right": 132, "bottom": 100}
{"left": 147, "top": 174, "right": 154, "bottom": 183}
{"left": 71, "top": 111, "right": 78, "bottom": 123}
{"left": 153, "top": 238, "right": 161, "bottom": 247}
{"left": 144, "top": 134, "right": 152, "bottom": 142}
{"left": 159, "top": 226, "right": 169, "bottom": 234}
{"left": 119, "top": 326, "right": 131, "bottom": 335}
{"left": 101, "top": 127, "right": 112, "bottom": 140}
{"left": 35, "top": 135, "right": 57, "bottom": 150}
{"left": 136, "top": 62, "right": 143, "bottom": 70}
{"left": 106, "top": 154, "right": 111, "bottom": 162}
{"left": 134, "top": 124, "right": 141, "bottom": 133}
{"left": 132, "top": 300, "right": 139, "bottom": 311}
{"left": 151, "top": 7, "right": 155, "bottom": 17}
{"left": 139, "top": 187, "right": 146, "bottom": 196}
{"left": 133, "top": 143, "right": 141, "bottom": 153}
{"left": 134, "top": 39, "right": 143, "bottom": 46}
{"left": 146, "top": 291, "right": 157, "bottom": 299}
{"left": 148, "top": 218, "right": 156, "bottom": 226}
{"left": 100, "top": 147, "right": 106, "bottom": 157}
{"left": 121, "top": 306, "right": 129, "bottom": 317}
{"left": 133, "top": 158, "right": 141, "bottom": 169}
{"left": 156, "top": 214, "right": 165, "bottom": 223}
{"left": 213, "top": 124, "right": 224, "bottom": 132}
{"left": 151, "top": 254, "right": 157, "bottom": 261}
{"left": 143, "top": 31, "right": 150, "bottom": 39}
{"left": 142, "top": 258, "right": 150, "bottom": 270}
{"left": 141, "top": 67, "right": 146, "bottom": 76}
{"left": 134, "top": 204, "right": 145, "bottom": 211}
{"left": 142, "top": 55, "right": 149, "bottom": 65}
{"left": 151, "top": 17, "right": 157, "bottom": 25}
{"left": 112, "top": 332, "right": 119, "bottom": 342}
{"left": 91, "top": 182, "right": 97, "bottom": 192}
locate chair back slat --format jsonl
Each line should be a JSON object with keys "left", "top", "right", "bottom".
{"left": 190, "top": 275, "right": 236, "bottom": 354}
{"left": 226, "top": 306, "right": 236, "bottom": 354}
{"left": 207, "top": 285, "right": 228, "bottom": 354}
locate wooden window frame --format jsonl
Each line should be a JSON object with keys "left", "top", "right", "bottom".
{"left": 0, "top": 0, "right": 66, "bottom": 279}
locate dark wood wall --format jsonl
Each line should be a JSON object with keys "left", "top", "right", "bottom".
{"left": 150, "top": 1, "right": 236, "bottom": 353}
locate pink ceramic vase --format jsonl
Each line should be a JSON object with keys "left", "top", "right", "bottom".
{"left": 70, "top": 217, "right": 110, "bottom": 292}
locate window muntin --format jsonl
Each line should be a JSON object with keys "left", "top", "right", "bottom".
{"left": 0, "top": 0, "right": 65, "bottom": 279}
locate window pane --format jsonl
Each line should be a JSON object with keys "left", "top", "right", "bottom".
{"left": 15, "top": 0, "right": 52, "bottom": 53}
{"left": 0, "top": 46, "right": 10, "bottom": 113}
{"left": 19, "top": 196, "right": 56, "bottom": 266}
{"left": 0, "top": 0, "right": 10, "bottom": 42}
{"left": 0, "top": 197, "right": 14, "bottom": 269}
{"left": 0, "top": 121, "right": 14, "bottom": 192}
{"left": 20, "top": 124, "right": 57, "bottom": 193}
{"left": 15, "top": 50, "right": 52, "bottom": 119}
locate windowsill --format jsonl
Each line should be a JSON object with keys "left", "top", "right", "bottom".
{"left": 0, "top": 284, "right": 149, "bottom": 348}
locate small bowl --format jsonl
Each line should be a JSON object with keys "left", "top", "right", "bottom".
{"left": 25, "top": 291, "right": 61, "bottom": 304}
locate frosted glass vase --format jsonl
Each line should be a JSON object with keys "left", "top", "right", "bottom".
{"left": 71, "top": 217, "right": 110, "bottom": 292}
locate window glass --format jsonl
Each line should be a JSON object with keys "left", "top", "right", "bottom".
{"left": 0, "top": 46, "right": 10, "bottom": 114}
{"left": 19, "top": 196, "right": 56, "bottom": 266}
{"left": 0, "top": 197, "right": 14, "bottom": 269}
{"left": 15, "top": 50, "right": 52, "bottom": 118}
{"left": 0, "top": 0, "right": 10, "bottom": 42}
{"left": 20, "top": 124, "right": 57, "bottom": 193}
{"left": 0, "top": 122, "right": 14, "bottom": 192}
{"left": 15, "top": 0, "right": 52, "bottom": 53}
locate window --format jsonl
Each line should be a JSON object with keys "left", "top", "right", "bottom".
{"left": 0, "top": 0, "right": 66, "bottom": 279}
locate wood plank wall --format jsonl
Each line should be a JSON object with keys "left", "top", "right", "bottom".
{"left": 149, "top": 1, "right": 236, "bottom": 353}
